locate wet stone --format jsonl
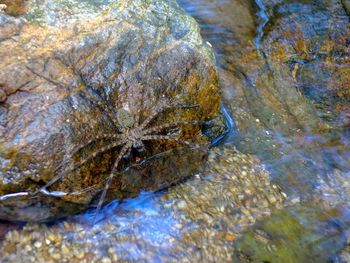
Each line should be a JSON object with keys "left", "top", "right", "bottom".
{"left": 0, "top": 89, "right": 6, "bottom": 102}
{"left": 0, "top": 0, "right": 222, "bottom": 222}
{"left": 233, "top": 205, "right": 350, "bottom": 263}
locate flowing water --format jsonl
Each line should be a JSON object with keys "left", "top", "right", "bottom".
{"left": 1, "top": 0, "right": 350, "bottom": 262}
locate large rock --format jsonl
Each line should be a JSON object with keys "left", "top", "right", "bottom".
{"left": 0, "top": 0, "right": 222, "bottom": 222}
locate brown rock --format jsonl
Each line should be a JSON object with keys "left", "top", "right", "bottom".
{"left": 0, "top": 0, "right": 223, "bottom": 222}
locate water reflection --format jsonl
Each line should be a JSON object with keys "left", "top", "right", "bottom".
{"left": 73, "top": 192, "right": 183, "bottom": 261}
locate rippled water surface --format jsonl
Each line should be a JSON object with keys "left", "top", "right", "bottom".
{"left": 1, "top": 0, "right": 350, "bottom": 262}
{"left": 177, "top": 0, "right": 350, "bottom": 260}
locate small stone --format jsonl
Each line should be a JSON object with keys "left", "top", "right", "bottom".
{"left": 107, "top": 247, "right": 115, "bottom": 255}
{"left": 34, "top": 241, "right": 42, "bottom": 249}
{"left": 61, "top": 244, "right": 70, "bottom": 255}
{"left": 225, "top": 233, "right": 236, "bottom": 241}
{"left": 269, "top": 196, "right": 277, "bottom": 204}
{"left": 0, "top": 4, "right": 6, "bottom": 12}
{"left": 52, "top": 253, "right": 61, "bottom": 260}
{"left": 25, "top": 244, "right": 32, "bottom": 252}
{"left": 74, "top": 249, "right": 85, "bottom": 259}
{"left": 174, "top": 224, "right": 182, "bottom": 229}
{"left": 101, "top": 257, "right": 112, "bottom": 263}
{"left": 63, "top": 222, "right": 71, "bottom": 230}
{"left": 47, "top": 233, "right": 54, "bottom": 241}
{"left": 244, "top": 189, "right": 251, "bottom": 195}
{"left": 177, "top": 200, "right": 187, "bottom": 209}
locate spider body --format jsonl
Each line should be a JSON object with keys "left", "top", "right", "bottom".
{"left": 72, "top": 100, "right": 206, "bottom": 220}
{"left": 116, "top": 108, "right": 135, "bottom": 129}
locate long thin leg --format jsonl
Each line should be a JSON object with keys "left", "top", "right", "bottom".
{"left": 55, "top": 133, "right": 122, "bottom": 181}
{"left": 142, "top": 120, "right": 209, "bottom": 135}
{"left": 70, "top": 133, "right": 123, "bottom": 158}
{"left": 78, "top": 88, "right": 121, "bottom": 129}
{"left": 26, "top": 66, "right": 70, "bottom": 90}
{"left": 74, "top": 136, "right": 207, "bottom": 197}
{"left": 123, "top": 143, "right": 133, "bottom": 159}
{"left": 63, "top": 57, "right": 122, "bottom": 129}
{"left": 93, "top": 141, "right": 133, "bottom": 223}
{"left": 34, "top": 139, "right": 127, "bottom": 195}
{"left": 141, "top": 135, "right": 207, "bottom": 150}
{"left": 70, "top": 144, "right": 131, "bottom": 196}
{"left": 139, "top": 100, "right": 200, "bottom": 130}
{"left": 138, "top": 102, "right": 166, "bottom": 130}
{"left": 26, "top": 66, "right": 121, "bottom": 129}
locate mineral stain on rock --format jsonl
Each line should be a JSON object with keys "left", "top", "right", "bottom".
{"left": 0, "top": 0, "right": 224, "bottom": 222}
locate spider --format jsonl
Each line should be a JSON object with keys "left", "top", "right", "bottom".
{"left": 27, "top": 66, "right": 210, "bottom": 220}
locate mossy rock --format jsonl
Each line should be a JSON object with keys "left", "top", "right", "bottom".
{"left": 233, "top": 205, "right": 348, "bottom": 263}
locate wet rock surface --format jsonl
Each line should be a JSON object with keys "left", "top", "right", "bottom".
{"left": 234, "top": 205, "right": 350, "bottom": 262}
{"left": 0, "top": 0, "right": 222, "bottom": 222}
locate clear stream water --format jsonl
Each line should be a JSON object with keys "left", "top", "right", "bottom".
{"left": 85, "top": 0, "right": 350, "bottom": 260}
{"left": 1, "top": 0, "right": 350, "bottom": 262}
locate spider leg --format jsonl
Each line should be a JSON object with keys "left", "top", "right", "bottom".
{"left": 55, "top": 133, "right": 124, "bottom": 180}
{"left": 123, "top": 143, "right": 133, "bottom": 159}
{"left": 138, "top": 100, "right": 175, "bottom": 130}
{"left": 33, "top": 139, "right": 127, "bottom": 195}
{"left": 142, "top": 120, "right": 210, "bottom": 135}
{"left": 60, "top": 56, "right": 122, "bottom": 129}
{"left": 93, "top": 141, "right": 133, "bottom": 223}
{"left": 70, "top": 133, "right": 124, "bottom": 157}
{"left": 77, "top": 87, "right": 122, "bottom": 130}
{"left": 141, "top": 135, "right": 208, "bottom": 150}
{"left": 25, "top": 66, "right": 70, "bottom": 90}
{"left": 26, "top": 66, "right": 122, "bottom": 130}
{"left": 138, "top": 98, "right": 200, "bottom": 130}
